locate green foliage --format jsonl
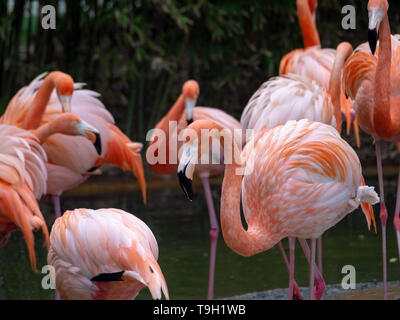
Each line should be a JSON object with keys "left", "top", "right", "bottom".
{"left": 1, "top": 0, "right": 400, "bottom": 143}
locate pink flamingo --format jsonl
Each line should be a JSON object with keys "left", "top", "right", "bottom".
{"left": 343, "top": 0, "right": 400, "bottom": 299}
{"left": 177, "top": 119, "right": 379, "bottom": 300}
{"left": 2, "top": 72, "right": 147, "bottom": 218}
{"left": 146, "top": 80, "right": 242, "bottom": 300}
{"left": 48, "top": 208, "right": 169, "bottom": 300}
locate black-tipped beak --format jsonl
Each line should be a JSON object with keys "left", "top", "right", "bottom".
{"left": 93, "top": 132, "right": 102, "bottom": 155}
{"left": 368, "top": 28, "right": 378, "bottom": 55}
{"left": 187, "top": 118, "right": 193, "bottom": 125}
{"left": 177, "top": 164, "right": 193, "bottom": 201}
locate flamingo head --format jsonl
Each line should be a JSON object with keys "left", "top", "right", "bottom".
{"left": 53, "top": 113, "right": 102, "bottom": 155}
{"left": 367, "top": 0, "right": 389, "bottom": 55}
{"left": 177, "top": 120, "right": 229, "bottom": 201}
{"left": 182, "top": 80, "right": 199, "bottom": 125}
{"left": 55, "top": 73, "right": 74, "bottom": 112}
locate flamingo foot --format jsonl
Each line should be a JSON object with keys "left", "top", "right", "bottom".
{"left": 394, "top": 214, "right": 400, "bottom": 262}
{"left": 314, "top": 277, "right": 326, "bottom": 300}
{"left": 293, "top": 281, "right": 303, "bottom": 300}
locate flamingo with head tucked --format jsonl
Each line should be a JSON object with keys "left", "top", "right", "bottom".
{"left": 343, "top": 0, "right": 400, "bottom": 299}
{"left": 48, "top": 208, "right": 169, "bottom": 300}
{"left": 177, "top": 119, "right": 378, "bottom": 300}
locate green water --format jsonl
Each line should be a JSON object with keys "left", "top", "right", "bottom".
{"left": 0, "top": 178, "right": 399, "bottom": 300}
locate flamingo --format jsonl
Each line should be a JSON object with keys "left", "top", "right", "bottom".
{"left": 280, "top": 0, "right": 360, "bottom": 147}
{"left": 1, "top": 72, "right": 147, "bottom": 218}
{"left": 0, "top": 113, "right": 99, "bottom": 269}
{"left": 177, "top": 119, "right": 379, "bottom": 300}
{"left": 47, "top": 208, "right": 169, "bottom": 300}
{"left": 343, "top": 0, "right": 399, "bottom": 300}
{"left": 240, "top": 42, "right": 355, "bottom": 298}
{"left": 146, "top": 80, "right": 242, "bottom": 300}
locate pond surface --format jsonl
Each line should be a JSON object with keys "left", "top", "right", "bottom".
{"left": 0, "top": 174, "right": 399, "bottom": 300}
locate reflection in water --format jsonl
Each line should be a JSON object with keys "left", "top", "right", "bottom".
{"left": 0, "top": 175, "right": 398, "bottom": 300}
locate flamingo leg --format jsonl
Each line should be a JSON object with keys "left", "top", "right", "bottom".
{"left": 52, "top": 195, "right": 62, "bottom": 219}
{"left": 298, "top": 238, "right": 326, "bottom": 300}
{"left": 393, "top": 166, "right": 400, "bottom": 263}
{"left": 317, "top": 236, "right": 323, "bottom": 274}
{"left": 376, "top": 140, "right": 388, "bottom": 300}
{"left": 287, "top": 237, "right": 297, "bottom": 300}
{"left": 52, "top": 195, "right": 62, "bottom": 300}
{"left": 308, "top": 239, "right": 316, "bottom": 300}
{"left": 277, "top": 240, "right": 303, "bottom": 300}
{"left": 200, "top": 175, "right": 219, "bottom": 300}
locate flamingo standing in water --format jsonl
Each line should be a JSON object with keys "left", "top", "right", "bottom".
{"left": 280, "top": 0, "right": 360, "bottom": 146}
{"left": 1, "top": 72, "right": 147, "bottom": 218}
{"left": 48, "top": 208, "right": 169, "bottom": 300}
{"left": 146, "top": 80, "right": 242, "bottom": 300}
{"left": 343, "top": 0, "right": 400, "bottom": 299}
{"left": 240, "top": 42, "right": 355, "bottom": 298}
{"left": 177, "top": 119, "right": 379, "bottom": 300}
{"left": 0, "top": 113, "right": 101, "bottom": 269}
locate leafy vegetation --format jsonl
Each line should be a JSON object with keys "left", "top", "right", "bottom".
{"left": 1, "top": 0, "right": 400, "bottom": 144}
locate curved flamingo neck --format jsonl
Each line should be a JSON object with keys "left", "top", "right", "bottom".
{"left": 24, "top": 72, "right": 62, "bottom": 130}
{"left": 155, "top": 95, "right": 185, "bottom": 133}
{"left": 328, "top": 42, "right": 354, "bottom": 134}
{"left": 297, "top": 0, "right": 320, "bottom": 48}
{"left": 374, "top": 13, "right": 396, "bottom": 138}
{"left": 219, "top": 131, "right": 277, "bottom": 256}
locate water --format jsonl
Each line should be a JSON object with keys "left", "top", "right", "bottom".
{"left": 0, "top": 174, "right": 399, "bottom": 300}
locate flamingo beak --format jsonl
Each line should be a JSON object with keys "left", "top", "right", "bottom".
{"left": 177, "top": 163, "right": 193, "bottom": 201}
{"left": 177, "top": 143, "right": 198, "bottom": 201}
{"left": 184, "top": 98, "right": 197, "bottom": 125}
{"left": 368, "top": 8, "right": 383, "bottom": 55}
{"left": 60, "top": 95, "right": 72, "bottom": 112}
{"left": 76, "top": 120, "right": 102, "bottom": 155}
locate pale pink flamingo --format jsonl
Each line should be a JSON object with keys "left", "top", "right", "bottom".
{"left": 1, "top": 72, "right": 147, "bottom": 218}
{"left": 280, "top": 0, "right": 360, "bottom": 147}
{"left": 146, "top": 80, "right": 242, "bottom": 300}
{"left": 177, "top": 119, "right": 379, "bottom": 300}
{"left": 240, "top": 42, "right": 355, "bottom": 298}
{"left": 343, "top": 0, "right": 400, "bottom": 299}
{"left": 47, "top": 208, "right": 169, "bottom": 300}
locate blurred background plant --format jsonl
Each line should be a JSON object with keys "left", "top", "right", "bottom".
{"left": 1, "top": 0, "right": 400, "bottom": 152}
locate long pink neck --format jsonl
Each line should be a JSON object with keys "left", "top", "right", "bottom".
{"left": 328, "top": 42, "right": 354, "bottom": 134}
{"left": 374, "top": 13, "right": 397, "bottom": 138}
{"left": 297, "top": 0, "right": 320, "bottom": 48}
{"left": 23, "top": 72, "right": 61, "bottom": 130}
{"left": 220, "top": 141, "right": 277, "bottom": 257}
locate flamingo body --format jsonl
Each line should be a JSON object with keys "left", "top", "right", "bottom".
{"left": 48, "top": 208, "right": 169, "bottom": 300}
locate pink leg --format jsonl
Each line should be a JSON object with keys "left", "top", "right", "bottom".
{"left": 287, "top": 237, "right": 296, "bottom": 300}
{"left": 52, "top": 195, "right": 62, "bottom": 219}
{"left": 317, "top": 236, "right": 323, "bottom": 275}
{"left": 278, "top": 241, "right": 303, "bottom": 300}
{"left": 308, "top": 239, "right": 316, "bottom": 300}
{"left": 52, "top": 195, "right": 62, "bottom": 300}
{"left": 376, "top": 141, "right": 388, "bottom": 300}
{"left": 393, "top": 167, "right": 400, "bottom": 263}
{"left": 200, "top": 176, "right": 219, "bottom": 300}
{"left": 298, "top": 239, "right": 326, "bottom": 300}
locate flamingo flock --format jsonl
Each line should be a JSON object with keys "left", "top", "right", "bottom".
{"left": 0, "top": 0, "right": 397, "bottom": 300}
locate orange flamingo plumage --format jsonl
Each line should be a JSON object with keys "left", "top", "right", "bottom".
{"left": 177, "top": 119, "right": 378, "bottom": 300}
{"left": 343, "top": 0, "right": 400, "bottom": 299}
{"left": 48, "top": 208, "right": 169, "bottom": 300}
